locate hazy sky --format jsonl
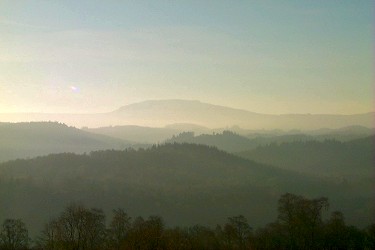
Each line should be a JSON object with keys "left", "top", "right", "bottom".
{"left": 0, "top": 0, "right": 373, "bottom": 114}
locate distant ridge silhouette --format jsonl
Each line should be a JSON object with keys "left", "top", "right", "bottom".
{"left": 0, "top": 99, "right": 373, "bottom": 129}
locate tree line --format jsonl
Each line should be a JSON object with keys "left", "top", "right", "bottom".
{"left": 1, "top": 193, "right": 374, "bottom": 250}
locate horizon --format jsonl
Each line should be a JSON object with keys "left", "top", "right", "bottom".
{"left": 0, "top": 1, "right": 373, "bottom": 115}
{"left": 1, "top": 2, "right": 374, "bottom": 247}
{"left": 0, "top": 98, "right": 373, "bottom": 116}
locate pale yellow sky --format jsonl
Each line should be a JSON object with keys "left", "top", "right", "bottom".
{"left": 0, "top": 1, "right": 373, "bottom": 115}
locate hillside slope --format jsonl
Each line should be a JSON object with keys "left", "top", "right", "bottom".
{"left": 163, "top": 128, "right": 375, "bottom": 153}
{"left": 237, "top": 136, "right": 374, "bottom": 178}
{"left": 165, "top": 131, "right": 258, "bottom": 152}
{"left": 0, "top": 144, "right": 371, "bottom": 236}
{"left": 0, "top": 122, "right": 135, "bottom": 162}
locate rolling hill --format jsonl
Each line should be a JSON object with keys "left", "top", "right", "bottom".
{"left": 165, "top": 131, "right": 258, "bottom": 152}
{"left": 163, "top": 128, "right": 375, "bottom": 153}
{"left": 0, "top": 122, "right": 137, "bottom": 162}
{"left": 237, "top": 136, "right": 374, "bottom": 178}
{"left": 0, "top": 143, "right": 372, "bottom": 236}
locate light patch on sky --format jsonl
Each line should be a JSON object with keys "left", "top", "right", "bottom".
{"left": 69, "top": 86, "right": 80, "bottom": 93}
{"left": 0, "top": 0, "right": 373, "bottom": 114}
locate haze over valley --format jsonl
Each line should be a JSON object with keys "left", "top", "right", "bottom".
{"left": 0, "top": 99, "right": 373, "bottom": 129}
{"left": 0, "top": 1, "right": 374, "bottom": 249}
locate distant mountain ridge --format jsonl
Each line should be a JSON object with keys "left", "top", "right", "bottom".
{"left": 0, "top": 99, "right": 373, "bottom": 129}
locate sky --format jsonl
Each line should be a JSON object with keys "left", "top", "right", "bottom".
{"left": 0, "top": 0, "right": 373, "bottom": 114}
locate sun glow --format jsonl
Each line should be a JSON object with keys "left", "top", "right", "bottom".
{"left": 69, "top": 86, "right": 80, "bottom": 93}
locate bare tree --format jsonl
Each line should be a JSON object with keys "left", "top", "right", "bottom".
{"left": 0, "top": 219, "right": 29, "bottom": 250}
{"left": 107, "top": 209, "right": 131, "bottom": 250}
{"left": 37, "top": 204, "right": 106, "bottom": 250}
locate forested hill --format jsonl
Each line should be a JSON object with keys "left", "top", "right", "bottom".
{"left": 164, "top": 129, "right": 374, "bottom": 153}
{"left": 165, "top": 131, "right": 258, "bottom": 152}
{"left": 237, "top": 136, "right": 374, "bottom": 177}
{"left": 0, "top": 143, "right": 315, "bottom": 190}
{"left": 0, "top": 143, "right": 372, "bottom": 236}
{"left": 0, "top": 122, "right": 136, "bottom": 163}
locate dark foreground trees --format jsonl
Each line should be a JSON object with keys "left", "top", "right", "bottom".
{"left": 277, "top": 193, "right": 329, "bottom": 249}
{"left": 253, "top": 194, "right": 374, "bottom": 250}
{"left": 107, "top": 209, "right": 131, "bottom": 250}
{"left": 3, "top": 193, "right": 375, "bottom": 250}
{"left": 0, "top": 219, "right": 29, "bottom": 250}
{"left": 35, "top": 204, "right": 106, "bottom": 250}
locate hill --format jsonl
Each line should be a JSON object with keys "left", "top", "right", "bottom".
{"left": 237, "top": 136, "right": 374, "bottom": 178}
{"left": 165, "top": 131, "right": 258, "bottom": 152}
{"left": 163, "top": 128, "right": 375, "bottom": 153}
{"left": 243, "top": 126, "right": 374, "bottom": 146}
{"left": 0, "top": 144, "right": 372, "bottom": 236}
{"left": 0, "top": 122, "right": 136, "bottom": 162}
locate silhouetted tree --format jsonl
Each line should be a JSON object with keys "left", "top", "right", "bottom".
{"left": 364, "top": 223, "right": 375, "bottom": 249}
{"left": 345, "top": 226, "right": 367, "bottom": 250}
{"left": 125, "top": 216, "right": 164, "bottom": 250}
{"left": 323, "top": 211, "right": 348, "bottom": 249}
{"left": 35, "top": 219, "right": 60, "bottom": 250}
{"left": 220, "top": 215, "right": 252, "bottom": 249}
{"left": 253, "top": 222, "right": 286, "bottom": 250}
{"left": 37, "top": 204, "right": 106, "bottom": 250}
{"left": 162, "top": 227, "right": 190, "bottom": 250}
{"left": 107, "top": 208, "right": 131, "bottom": 250}
{"left": 188, "top": 225, "right": 218, "bottom": 250}
{"left": 0, "top": 219, "right": 29, "bottom": 250}
{"left": 28, "top": 193, "right": 375, "bottom": 249}
{"left": 277, "top": 193, "right": 328, "bottom": 249}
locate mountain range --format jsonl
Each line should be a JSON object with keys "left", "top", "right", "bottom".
{"left": 0, "top": 99, "right": 373, "bottom": 129}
